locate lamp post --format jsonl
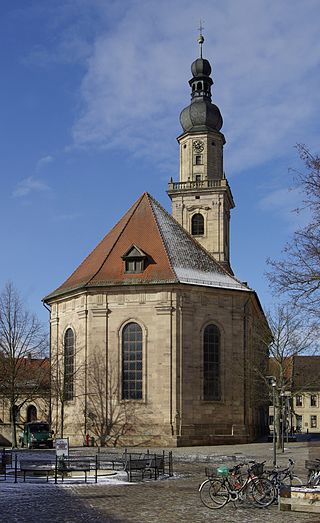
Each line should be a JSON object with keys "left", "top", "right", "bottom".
{"left": 283, "top": 391, "right": 292, "bottom": 444}
{"left": 272, "top": 381, "right": 277, "bottom": 465}
{"left": 280, "top": 391, "right": 285, "bottom": 452}
{"left": 267, "top": 375, "right": 277, "bottom": 466}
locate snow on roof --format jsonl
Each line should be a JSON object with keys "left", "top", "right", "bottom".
{"left": 150, "top": 195, "right": 249, "bottom": 292}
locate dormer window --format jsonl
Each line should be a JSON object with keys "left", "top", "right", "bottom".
{"left": 122, "top": 245, "right": 147, "bottom": 274}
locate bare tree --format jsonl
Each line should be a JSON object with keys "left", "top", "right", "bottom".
{"left": 86, "top": 353, "right": 136, "bottom": 447}
{"left": 257, "top": 303, "right": 318, "bottom": 447}
{"left": 0, "top": 282, "right": 48, "bottom": 447}
{"left": 267, "top": 145, "right": 320, "bottom": 313}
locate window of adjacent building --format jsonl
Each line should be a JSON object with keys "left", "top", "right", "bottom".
{"left": 191, "top": 213, "right": 204, "bottom": 236}
{"left": 295, "top": 395, "right": 303, "bottom": 407}
{"left": 269, "top": 415, "right": 274, "bottom": 426}
{"left": 27, "top": 405, "right": 37, "bottom": 423}
{"left": 122, "top": 322, "right": 143, "bottom": 401}
{"left": 64, "top": 328, "right": 75, "bottom": 401}
{"left": 311, "top": 415, "right": 317, "bottom": 428}
{"left": 203, "top": 324, "right": 220, "bottom": 401}
{"left": 310, "top": 394, "right": 317, "bottom": 407}
{"left": 296, "top": 415, "right": 302, "bottom": 431}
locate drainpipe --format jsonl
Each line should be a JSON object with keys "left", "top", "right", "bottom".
{"left": 179, "top": 296, "right": 183, "bottom": 437}
{"left": 84, "top": 295, "right": 88, "bottom": 437}
{"left": 169, "top": 291, "right": 173, "bottom": 436}
{"left": 42, "top": 301, "right": 52, "bottom": 426}
{"left": 243, "top": 298, "right": 250, "bottom": 436}
{"left": 105, "top": 295, "right": 109, "bottom": 444}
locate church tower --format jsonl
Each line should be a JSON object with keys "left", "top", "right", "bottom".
{"left": 167, "top": 33, "right": 234, "bottom": 273}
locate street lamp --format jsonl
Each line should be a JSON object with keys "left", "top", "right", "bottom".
{"left": 267, "top": 375, "right": 277, "bottom": 466}
{"left": 283, "top": 391, "right": 292, "bottom": 444}
{"left": 280, "top": 391, "right": 285, "bottom": 453}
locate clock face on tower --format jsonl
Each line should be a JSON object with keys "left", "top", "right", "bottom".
{"left": 193, "top": 140, "right": 204, "bottom": 153}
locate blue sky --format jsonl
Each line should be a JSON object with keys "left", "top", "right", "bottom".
{"left": 1, "top": 0, "right": 319, "bottom": 324}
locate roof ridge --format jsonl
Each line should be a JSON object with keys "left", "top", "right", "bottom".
{"left": 145, "top": 193, "right": 178, "bottom": 280}
{"left": 85, "top": 193, "right": 146, "bottom": 286}
{"left": 147, "top": 193, "right": 246, "bottom": 287}
{"left": 55, "top": 194, "right": 145, "bottom": 291}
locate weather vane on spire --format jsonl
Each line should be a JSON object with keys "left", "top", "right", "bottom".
{"left": 198, "top": 19, "right": 204, "bottom": 58}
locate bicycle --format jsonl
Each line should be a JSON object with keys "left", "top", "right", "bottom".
{"left": 307, "top": 458, "right": 320, "bottom": 487}
{"left": 199, "top": 461, "right": 275, "bottom": 509}
{"left": 265, "top": 458, "right": 302, "bottom": 493}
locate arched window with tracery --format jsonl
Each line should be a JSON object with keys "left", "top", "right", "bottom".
{"left": 203, "top": 324, "right": 220, "bottom": 400}
{"left": 64, "top": 328, "right": 75, "bottom": 401}
{"left": 191, "top": 213, "right": 204, "bottom": 235}
{"left": 122, "top": 322, "right": 143, "bottom": 400}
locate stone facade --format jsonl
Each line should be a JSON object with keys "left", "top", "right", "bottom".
{"left": 48, "top": 284, "right": 267, "bottom": 447}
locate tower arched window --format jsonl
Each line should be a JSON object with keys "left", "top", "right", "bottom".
{"left": 197, "top": 81, "right": 202, "bottom": 91}
{"left": 203, "top": 324, "right": 220, "bottom": 400}
{"left": 122, "top": 322, "right": 143, "bottom": 400}
{"left": 191, "top": 213, "right": 204, "bottom": 236}
{"left": 64, "top": 328, "right": 75, "bottom": 401}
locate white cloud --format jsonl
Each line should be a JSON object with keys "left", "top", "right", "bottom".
{"left": 36, "top": 155, "right": 54, "bottom": 171}
{"left": 69, "top": 0, "right": 320, "bottom": 176}
{"left": 18, "top": 0, "right": 320, "bottom": 176}
{"left": 12, "top": 177, "right": 51, "bottom": 198}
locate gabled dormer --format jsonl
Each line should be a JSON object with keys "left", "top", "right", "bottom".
{"left": 122, "top": 245, "right": 147, "bottom": 274}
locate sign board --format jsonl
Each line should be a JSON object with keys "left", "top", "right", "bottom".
{"left": 55, "top": 437, "right": 69, "bottom": 457}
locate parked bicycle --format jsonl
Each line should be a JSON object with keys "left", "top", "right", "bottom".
{"left": 264, "top": 458, "right": 302, "bottom": 497}
{"left": 307, "top": 458, "right": 320, "bottom": 487}
{"left": 199, "top": 461, "right": 275, "bottom": 509}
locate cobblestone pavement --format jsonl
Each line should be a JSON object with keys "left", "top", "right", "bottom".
{"left": 1, "top": 442, "right": 320, "bottom": 522}
{"left": 70, "top": 462, "right": 320, "bottom": 523}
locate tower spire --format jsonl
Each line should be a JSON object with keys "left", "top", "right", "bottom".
{"left": 198, "top": 20, "right": 204, "bottom": 58}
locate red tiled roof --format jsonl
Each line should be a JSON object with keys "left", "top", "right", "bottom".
{"left": 44, "top": 192, "right": 248, "bottom": 301}
{"left": 45, "top": 193, "right": 176, "bottom": 300}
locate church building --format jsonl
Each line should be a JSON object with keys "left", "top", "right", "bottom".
{"left": 44, "top": 36, "right": 268, "bottom": 447}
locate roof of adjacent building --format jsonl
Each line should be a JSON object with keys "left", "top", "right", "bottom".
{"left": 292, "top": 356, "right": 320, "bottom": 392}
{"left": 44, "top": 192, "right": 250, "bottom": 301}
{"left": 268, "top": 355, "right": 320, "bottom": 392}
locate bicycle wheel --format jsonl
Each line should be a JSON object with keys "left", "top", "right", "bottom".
{"left": 282, "top": 475, "right": 303, "bottom": 487}
{"left": 250, "top": 478, "right": 275, "bottom": 507}
{"left": 199, "top": 478, "right": 229, "bottom": 509}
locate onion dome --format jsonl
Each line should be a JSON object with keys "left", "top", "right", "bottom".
{"left": 191, "top": 58, "right": 212, "bottom": 77}
{"left": 179, "top": 35, "right": 223, "bottom": 133}
{"left": 180, "top": 100, "right": 223, "bottom": 133}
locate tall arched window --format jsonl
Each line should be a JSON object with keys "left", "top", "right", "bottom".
{"left": 122, "top": 322, "right": 143, "bottom": 400}
{"left": 64, "top": 328, "right": 75, "bottom": 401}
{"left": 203, "top": 324, "right": 220, "bottom": 400}
{"left": 191, "top": 213, "right": 204, "bottom": 235}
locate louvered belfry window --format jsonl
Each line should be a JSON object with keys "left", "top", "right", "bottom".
{"left": 191, "top": 213, "right": 204, "bottom": 235}
{"left": 203, "top": 324, "right": 220, "bottom": 400}
{"left": 122, "top": 322, "right": 143, "bottom": 400}
{"left": 64, "top": 328, "right": 75, "bottom": 401}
